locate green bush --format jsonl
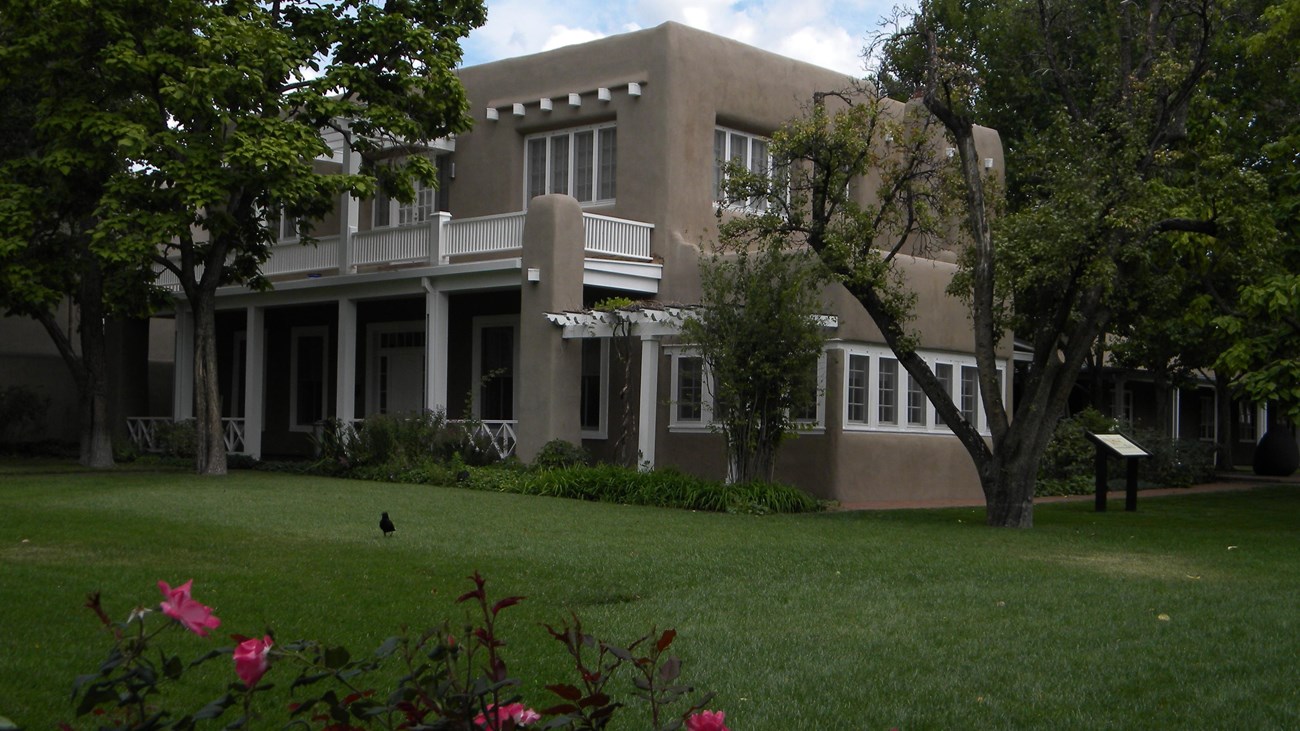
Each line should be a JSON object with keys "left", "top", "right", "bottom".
{"left": 1037, "top": 408, "right": 1217, "bottom": 496}
{"left": 154, "top": 419, "right": 198, "bottom": 459}
{"left": 533, "top": 439, "right": 592, "bottom": 470}
{"left": 0, "top": 385, "right": 49, "bottom": 443}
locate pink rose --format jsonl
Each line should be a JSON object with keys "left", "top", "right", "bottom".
{"left": 157, "top": 580, "right": 221, "bottom": 637}
{"left": 474, "top": 702, "right": 541, "bottom": 729}
{"left": 233, "top": 635, "right": 273, "bottom": 687}
{"left": 686, "top": 710, "right": 731, "bottom": 731}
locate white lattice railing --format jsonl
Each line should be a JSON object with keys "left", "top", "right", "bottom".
{"left": 126, "top": 417, "right": 170, "bottom": 453}
{"left": 443, "top": 212, "right": 526, "bottom": 258}
{"left": 452, "top": 420, "right": 518, "bottom": 460}
{"left": 125, "top": 417, "right": 247, "bottom": 454}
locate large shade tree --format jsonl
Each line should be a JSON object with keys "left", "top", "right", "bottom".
{"left": 0, "top": 6, "right": 162, "bottom": 467}
{"left": 730, "top": 0, "right": 1278, "bottom": 526}
{"left": 5, "top": 0, "right": 486, "bottom": 474}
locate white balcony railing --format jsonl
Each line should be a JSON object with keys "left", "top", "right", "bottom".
{"left": 124, "top": 417, "right": 246, "bottom": 454}
{"left": 583, "top": 212, "right": 653, "bottom": 260}
{"left": 443, "top": 211, "right": 526, "bottom": 258}
{"left": 152, "top": 210, "right": 653, "bottom": 290}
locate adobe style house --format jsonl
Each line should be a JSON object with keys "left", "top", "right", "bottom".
{"left": 144, "top": 21, "right": 1015, "bottom": 503}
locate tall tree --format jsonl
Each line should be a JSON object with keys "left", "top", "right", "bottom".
{"left": 0, "top": 5, "right": 160, "bottom": 467}
{"left": 682, "top": 242, "right": 828, "bottom": 484}
{"left": 7, "top": 0, "right": 486, "bottom": 474}
{"left": 732, "top": 0, "right": 1273, "bottom": 526}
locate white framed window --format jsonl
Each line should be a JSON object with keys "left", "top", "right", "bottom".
{"left": 580, "top": 339, "right": 609, "bottom": 439}
{"left": 289, "top": 326, "right": 329, "bottom": 431}
{"left": 714, "top": 126, "right": 771, "bottom": 211}
{"left": 526, "top": 124, "right": 617, "bottom": 206}
{"left": 367, "top": 322, "right": 426, "bottom": 416}
{"left": 670, "top": 352, "right": 709, "bottom": 428}
{"left": 846, "top": 354, "right": 870, "bottom": 425}
{"left": 278, "top": 210, "right": 300, "bottom": 242}
{"left": 839, "top": 345, "right": 1005, "bottom": 435}
{"left": 1238, "top": 402, "right": 1261, "bottom": 443}
{"left": 791, "top": 354, "right": 827, "bottom": 429}
{"left": 471, "top": 316, "right": 519, "bottom": 421}
{"left": 1198, "top": 392, "right": 1216, "bottom": 441}
{"left": 373, "top": 162, "right": 450, "bottom": 228}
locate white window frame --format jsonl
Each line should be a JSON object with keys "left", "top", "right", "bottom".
{"left": 1198, "top": 391, "right": 1216, "bottom": 441}
{"left": 289, "top": 326, "right": 329, "bottom": 432}
{"left": 714, "top": 125, "right": 772, "bottom": 212}
{"left": 790, "top": 353, "right": 827, "bottom": 432}
{"left": 278, "top": 209, "right": 300, "bottom": 243}
{"left": 579, "top": 338, "right": 609, "bottom": 440}
{"left": 839, "top": 345, "right": 1005, "bottom": 436}
{"left": 470, "top": 315, "right": 520, "bottom": 421}
{"left": 524, "top": 123, "right": 617, "bottom": 207}
{"left": 366, "top": 321, "right": 426, "bottom": 417}
{"left": 668, "top": 349, "right": 713, "bottom": 431}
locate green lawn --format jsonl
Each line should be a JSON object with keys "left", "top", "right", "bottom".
{"left": 1, "top": 462, "right": 1297, "bottom": 729}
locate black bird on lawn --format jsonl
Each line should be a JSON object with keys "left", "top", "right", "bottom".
{"left": 379, "top": 511, "right": 396, "bottom": 537}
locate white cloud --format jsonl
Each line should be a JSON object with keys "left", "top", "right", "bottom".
{"left": 461, "top": 0, "right": 909, "bottom": 76}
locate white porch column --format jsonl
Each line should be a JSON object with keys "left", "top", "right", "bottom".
{"left": 172, "top": 307, "right": 194, "bottom": 421}
{"left": 243, "top": 306, "right": 264, "bottom": 459}
{"left": 637, "top": 336, "right": 661, "bottom": 471}
{"left": 336, "top": 298, "right": 358, "bottom": 424}
{"left": 424, "top": 278, "right": 449, "bottom": 412}
{"left": 1171, "top": 387, "right": 1182, "bottom": 440}
{"left": 338, "top": 137, "right": 359, "bottom": 274}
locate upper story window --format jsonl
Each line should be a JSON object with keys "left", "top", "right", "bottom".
{"left": 714, "top": 126, "right": 771, "bottom": 211}
{"left": 526, "top": 124, "right": 617, "bottom": 206}
{"left": 841, "top": 345, "right": 1005, "bottom": 436}
{"left": 373, "top": 162, "right": 451, "bottom": 228}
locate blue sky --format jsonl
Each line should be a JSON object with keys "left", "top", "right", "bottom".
{"left": 459, "top": 0, "right": 913, "bottom": 77}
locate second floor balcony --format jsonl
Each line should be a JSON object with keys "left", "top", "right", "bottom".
{"left": 156, "top": 210, "right": 654, "bottom": 290}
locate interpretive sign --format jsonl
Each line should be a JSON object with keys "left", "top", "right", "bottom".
{"left": 1085, "top": 432, "right": 1150, "bottom": 512}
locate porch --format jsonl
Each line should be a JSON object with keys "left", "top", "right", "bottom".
{"left": 124, "top": 415, "right": 519, "bottom": 460}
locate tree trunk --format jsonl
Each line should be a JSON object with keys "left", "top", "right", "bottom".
{"left": 191, "top": 292, "right": 227, "bottom": 475}
{"left": 77, "top": 263, "right": 115, "bottom": 468}
{"left": 1214, "top": 372, "right": 1234, "bottom": 471}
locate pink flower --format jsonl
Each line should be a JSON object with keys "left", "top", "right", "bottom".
{"left": 233, "top": 635, "right": 273, "bottom": 687}
{"left": 157, "top": 580, "right": 221, "bottom": 637}
{"left": 686, "top": 710, "right": 731, "bottom": 731}
{"left": 474, "top": 702, "right": 541, "bottom": 729}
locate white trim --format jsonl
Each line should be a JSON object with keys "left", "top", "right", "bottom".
{"left": 367, "top": 321, "right": 426, "bottom": 416}
{"left": 835, "top": 343, "right": 1005, "bottom": 436}
{"left": 666, "top": 347, "right": 713, "bottom": 431}
{"left": 289, "top": 326, "right": 330, "bottom": 432}
{"left": 524, "top": 122, "right": 617, "bottom": 207}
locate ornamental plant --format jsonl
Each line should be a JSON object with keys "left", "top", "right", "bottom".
{"left": 64, "top": 573, "right": 729, "bottom": 730}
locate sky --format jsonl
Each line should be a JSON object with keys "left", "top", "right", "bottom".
{"left": 459, "top": 0, "right": 914, "bottom": 77}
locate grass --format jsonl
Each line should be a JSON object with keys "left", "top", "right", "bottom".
{"left": 1, "top": 461, "right": 1297, "bottom": 730}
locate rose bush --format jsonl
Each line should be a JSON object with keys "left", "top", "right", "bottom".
{"left": 64, "top": 573, "right": 728, "bottom": 730}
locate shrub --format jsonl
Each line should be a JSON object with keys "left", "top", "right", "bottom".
{"left": 532, "top": 439, "right": 592, "bottom": 470}
{"left": 0, "top": 385, "right": 49, "bottom": 443}
{"left": 154, "top": 420, "right": 198, "bottom": 459}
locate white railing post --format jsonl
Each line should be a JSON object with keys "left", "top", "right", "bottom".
{"left": 431, "top": 212, "right": 451, "bottom": 265}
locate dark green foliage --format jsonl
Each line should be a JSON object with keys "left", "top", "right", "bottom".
{"left": 1037, "top": 408, "right": 1216, "bottom": 495}
{"left": 465, "top": 464, "right": 820, "bottom": 514}
{"left": 532, "top": 440, "right": 592, "bottom": 470}
{"left": 153, "top": 420, "right": 198, "bottom": 460}
{"left": 0, "top": 386, "right": 48, "bottom": 443}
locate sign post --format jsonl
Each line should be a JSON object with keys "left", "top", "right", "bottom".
{"left": 1085, "top": 432, "right": 1150, "bottom": 512}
